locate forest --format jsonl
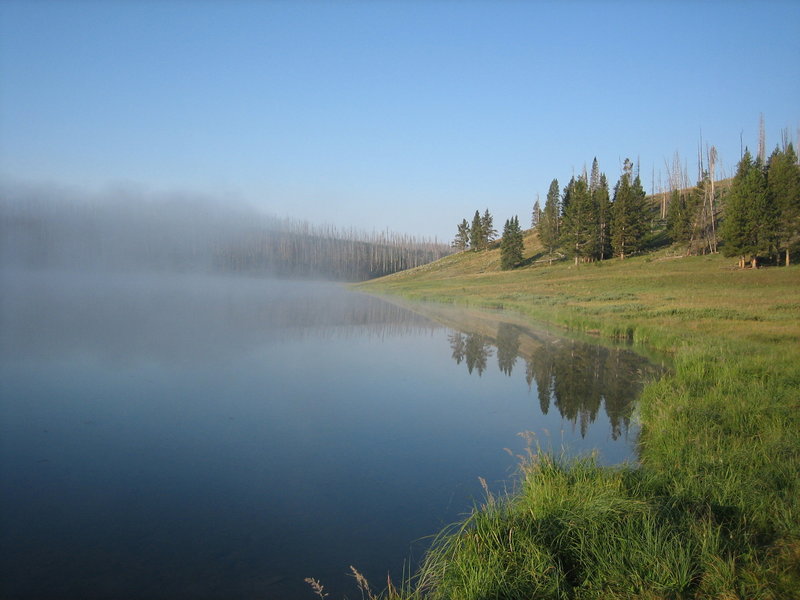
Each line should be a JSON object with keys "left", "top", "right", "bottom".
{"left": 454, "top": 128, "right": 800, "bottom": 270}
{"left": 0, "top": 187, "right": 451, "bottom": 281}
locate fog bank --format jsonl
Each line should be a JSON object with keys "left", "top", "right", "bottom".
{"left": 0, "top": 182, "right": 450, "bottom": 280}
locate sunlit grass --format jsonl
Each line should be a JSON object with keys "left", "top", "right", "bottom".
{"left": 348, "top": 234, "right": 800, "bottom": 599}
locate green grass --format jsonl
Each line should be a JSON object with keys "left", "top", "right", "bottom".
{"left": 352, "top": 232, "right": 800, "bottom": 599}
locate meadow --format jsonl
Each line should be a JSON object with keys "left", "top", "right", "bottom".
{"left": 355, "top": 233, "right": 800, "bottom": 599}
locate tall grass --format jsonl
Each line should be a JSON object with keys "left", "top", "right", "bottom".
{"left": 351, "top": 244, "right": 800, "bottom": 599}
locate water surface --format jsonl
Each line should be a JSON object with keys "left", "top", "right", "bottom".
{"left": 0, "top": 270, "right": 659, "bottom": 599}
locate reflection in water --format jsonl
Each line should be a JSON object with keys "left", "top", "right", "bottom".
{"left": 1, "top": 272, "right": 663, "bottom": 600}
{"left": 435, "top": 303, "right": 661, "bottom": 441}
{"left": 449, "top": 332, "right": 495, "bottom": 376}
{"left": 0, "top": 269, "right": 440, "bottom": 365}
{"left": 496, "top": 323, "right": 520, "bottom": 376}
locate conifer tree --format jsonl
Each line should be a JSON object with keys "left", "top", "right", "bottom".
{"left": 589, "top": 157, "right": 601, "bottom": 194}
{"left": 452, "top": 218, "right": 470, "bottom": 251}
{"left": 500, "top": 215, "right": 524, "bottom": 270}
{"left": 562, "top": 175, "right": 598, "bottom": 264}
{"left": 721, "top": 150, "right": 777, "bottom": 268}
{"left": 531, "top": 198, "right": 541, "bottom": 229}
{"left": 470, "top": 210, "right": 484, "bottom": 251}
{"left": 481, "top": 209, "right": 497, "bottom": 247}
{"left": 538, "top": 179, "right": 560, "bottom": 256}
{"left": 611, "top": 159, "right": 648, "bottom": 259}
{"left": 594, "top": 172, "right": 612, "bottom": 260}
{"left": 667, "top": 188, "right": 692, "bottom": 244}
{"left": 767, "top": 144, "right": 800, "bottom": 265}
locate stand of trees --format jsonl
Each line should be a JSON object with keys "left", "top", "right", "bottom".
{"left": 722, "top": 144, "right": 800, "bottom": 268}
{"left": 0, "top": 191, "right": 452, "bottom": 281}
{"left": 536, "top": 157, "right": 648, "bottom": 265}
{"left": 530, "top": 130, "right": 799, "bottom": 269}
{"left": 451, "top": 208, "right": 497, "bottom": 251}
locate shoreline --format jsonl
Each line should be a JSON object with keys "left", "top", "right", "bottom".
{"left": 355, "top": 250, "right": 800, "bottom": 598}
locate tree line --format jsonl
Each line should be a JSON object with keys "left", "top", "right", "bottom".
{"left": 451, "top": 126, "right": 800, "bottom": 270}
{"left": 0, "top": 190, "right": 452, "bottom": 280}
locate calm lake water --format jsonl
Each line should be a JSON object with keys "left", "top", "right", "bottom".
{"left": 0, "top": 270, "right": 660, "bottom": 600}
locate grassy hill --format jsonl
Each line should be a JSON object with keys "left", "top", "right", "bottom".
{"left": 355, "top": 236, "right": 800, "bottom": 599}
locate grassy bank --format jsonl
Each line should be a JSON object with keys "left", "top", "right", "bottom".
{"left": 355, "top": 235, "right": 800, "bottom": 599}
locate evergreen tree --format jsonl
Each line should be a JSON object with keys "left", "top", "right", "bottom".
{"left": 481, "top": 209, "right": 497, "bottom": 247}
{"left": 470, "top": 210, "right": 484, "bottom": 251}
{"left": 531, "top": 198, "right": 541, "bottom": 229}
{"left": 667, "top": 188, "right": 692, "bottom": 244}
{"left": 594, "top": 172, "right": 612, "bottom": 260}
{"left": 451, "top": 218, "right": 470, "bottom": 251}
{"left": 538, "top": 179, "right": 560, "bottom": 256}
{"left": 561, "top": 175, "right": 598, "bottom": 264}
{"left": 611, "top": 159, "right": 648, "bottom": 259}
{"left": 721, "top": 150, "right": 777, "bottom": 268}
{"left": 589, "top": 157, "right": 601, "bottom": 194}
{"left": 500, "top": 215, "right": 524, "bottom": 270}
{"left": 767, "top": 144, "right": 800, "bottom": 265}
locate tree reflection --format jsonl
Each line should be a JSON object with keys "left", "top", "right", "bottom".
{"left": 447, "top": 321, "right": 661, "bottom": 439}
{"left": 464, "top": 333, "right": 492, "bottom": 376}
{"left": 448, "top": 332, "right": 466, "bottom": 364}
{"left": 496, "top": 323, "right": 520, "bottom": 376}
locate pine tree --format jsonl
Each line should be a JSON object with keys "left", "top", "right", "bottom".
{"left": 767, "top": 144, "right": 800, "bottom": 265}
{"left": 500, "top": 215, "right": 524, "bottom": 270}
{"left": 470, "top": 210, "right": 484, "bottom": 251}
{"left": 561, "top": 175, "right": 598, "bottom": 264}
{"left": 538, "top": 179, "right": 560, "bottom": 256}
{"left": 452, "top": 218, "right": 470, "bottom": 251}
{"left": 611, "top": 159, "right": 648, "bottom": 259}
{"left": 594, "top": 171, "right": 612, "bottom": 260}
{"left": 721, "top": 150, "right": 777, "bottom": 268}
{"left": 481, "top": 209, "right": 497, "bottom": 247}
{"left": 531, "top": 198, "right": 541, "bottom": 229}
{"left": 667, "top": 188, "right": 692, "bottom": 244}
{"left": 589, "top": 157, "right": 601, "bottom": 194}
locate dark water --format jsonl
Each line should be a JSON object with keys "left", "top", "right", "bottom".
{"left": 0, "top": 270, "right": 660, "bottom": 600}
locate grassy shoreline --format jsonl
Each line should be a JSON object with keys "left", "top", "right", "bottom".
{"left": 355, "top": 243, "right": 800, "bottom": 599}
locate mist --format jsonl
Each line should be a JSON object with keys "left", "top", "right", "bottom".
{"left": 0, "top": 181, "right": 451, "bottom": 280}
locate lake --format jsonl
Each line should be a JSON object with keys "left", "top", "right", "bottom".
{"left": 0, "top": 270, "right": 660, "bottom": 600}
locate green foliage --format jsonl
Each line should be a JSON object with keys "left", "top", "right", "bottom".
{"left": 538, "top": 179, "right": 560, "bottom": 255}
{"left": 561, "top": 175, "right": 598, "bottom": 263}
{"left": 721, "top": 150, "right": 778, "bottom": 266}
{"left": 531, "top": 198, "right": 541, "bottom": 230}
{"left": 593, "top": 173, "right": 612, "bottom": 260}
{"left": 481, "top": 209, "right": 497, "bottom": 246}
{"left": 611, "top": 159, "right": 648, "bottom": 259}
{"left": 667, "top": 188, "right": 693, "bottom": 243}
{"left": 452, "top": 218, "right": 470, "bottom": 251}
{"left": 470, "top": 210, "right": 484, "bottom": 251}
{"left": 767, "top": 144, "right": 800, "bottom": 264}
{"left": 500, "top": 215, "right": 524, "bottom": 270}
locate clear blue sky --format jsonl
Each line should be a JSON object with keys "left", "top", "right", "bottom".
{"left": 1, "top": 0, "right": 798, "bottom": 240}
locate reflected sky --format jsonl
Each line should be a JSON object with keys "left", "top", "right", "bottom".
{"left": 1, "top": 271, "right": 660, "bottom": 600}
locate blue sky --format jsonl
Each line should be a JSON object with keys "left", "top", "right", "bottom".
{"left": 1, "top": 0, "right": 798, "bottom": 240}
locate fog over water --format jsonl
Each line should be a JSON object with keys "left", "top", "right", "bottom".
{"left": 0, "top": 183, "right": 450, "bottom": 280}
{"left": 0, "top": 194, "right": 660, "bottom": 600}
